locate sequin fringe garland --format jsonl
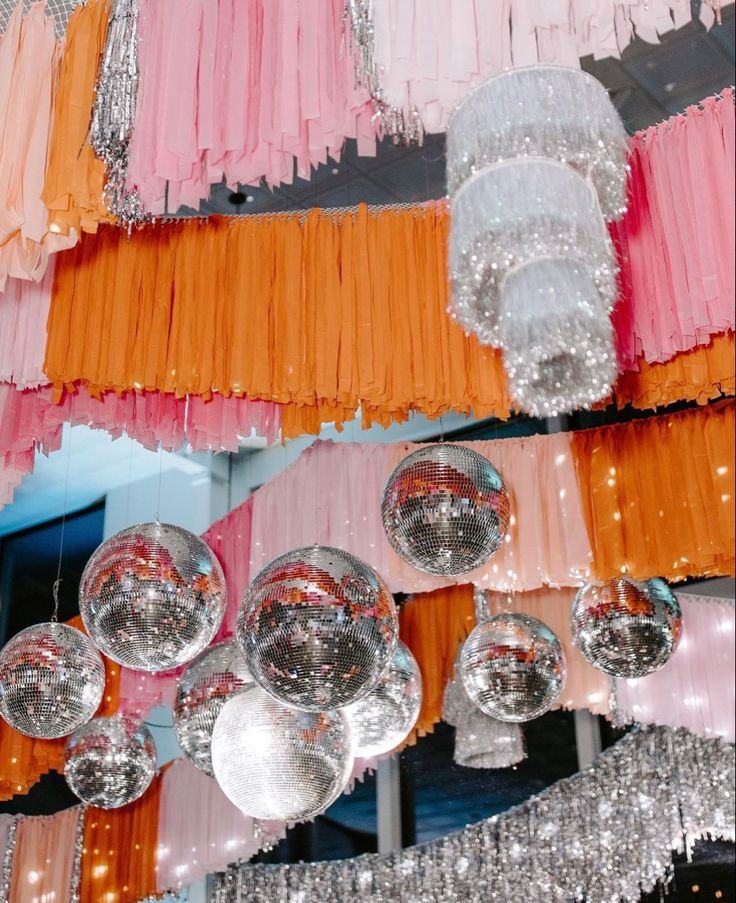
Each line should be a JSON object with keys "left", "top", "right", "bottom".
{"left": 343, "top": 0, "right": 423, "bottom": 144}
{"left": 90, "top": 0, "right": 148, "bottom": 228}
{"left": 69, "top": 804, "right": 86, "bottom": 903}
{"left": 209, "top": 726, "right": 735, "bottom": 903}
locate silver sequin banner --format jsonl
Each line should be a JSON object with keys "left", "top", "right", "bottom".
{"left": 90, "top": 0, "right": 148, "bottom": 228}
{"left": 208, "top": 726, "right": 735, "bottom": 903}
{"left": 69, "top": 804, "right": 86, "bottom": 903}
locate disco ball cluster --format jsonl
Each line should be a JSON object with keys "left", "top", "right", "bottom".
{"left": 343, "top": 640, "right": 422, "bottom": 758}
{"left": 460, "top": 613, "right": 567, "bottom": 723}
{"left": 64, "top": 714, "right": 157, "bottom": 809}
{"left": 0, "top": 622, "right": 105, "bottom": 739}
{"left": 79, "top": 522, "right": 227, "bottom": 672}
{"left": 381, "top": 444, "right": 510, "bottom": 576}
{"left": 571, "top": 577, "right": 683, "bottom": 679}
{"left": 211, "top": 686, "right": 353, "bottom": 821}
{"left": 237, "top": 545, "right": 398, "bottom": 711}
{"left": 173, "top": 641, "right": 253, "bottom": 777}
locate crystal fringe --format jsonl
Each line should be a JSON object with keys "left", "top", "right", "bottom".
{"left": 449, "top": 158, "right": 618, "bottom": 348}
{"left": 499, "top": 258, "right": 618, "bottom": 416}
{"left": 209, "top": 727, "right": 735, "bottom": 903}
{"left": 90, "top": 0, "right": 148, "bottom": 228}
{"left": 446, "top": 66, "right": 630, "bottom": 222}
{"left": 68, "top": 804, "right": 86, "bottom": 903}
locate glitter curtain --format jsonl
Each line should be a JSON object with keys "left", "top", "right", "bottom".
{"left": 209, "top": 726, "right": 735, "bottom": 903}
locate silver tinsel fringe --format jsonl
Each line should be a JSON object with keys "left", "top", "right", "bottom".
{"left": 90, "top": 0, "right": 148, "bottom": 228}
{"left": 208, "top": 727, "right": 735, "bottom": 903}
{"left": 69, "top": 804, "right": 86, "bottom": 903}
{"left": 0, "top": 819, "right": 16, "bottom": 903}
{"left": 449, "top": 158, "right": 618, "bottom": 349}
{"left": 344, "top": 0, "right": 423, "bottom": 145}
{"left": 446, "top": 66, "right": 629, "bottom": 222}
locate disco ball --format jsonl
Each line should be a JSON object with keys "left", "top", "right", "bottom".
{"left": 0, "top": 622, "right": 105, "bottom": 739}
{"left": 64, "top": 714, "right": 156, "bottom": 809}
{"left": 173, "top": 641, "right": 253, "bottom": 777}
{"left": 211, "top": 685, "right": 353, "bottom": 821}
{"left": 79, "top": 522, "right": 227, "bottom": 672}
{"left": 381, "top": 444, "right": 511, "bottom": 576}
{"left": 571, "top": 577, "right": 683, "bottom": 679}
{"left": 460, "top": 613, "right": 567, "bottom": 722}
{"left": 237, "top": 546, "right": 398, "bottom": 711}
{"left": 343, "top": 641, "right": 422, "bottom": 758}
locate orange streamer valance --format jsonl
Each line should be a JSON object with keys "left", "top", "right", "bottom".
{"left": 571, "top": 399, "right": 735, "bottom": 582}
{"left": 0, "top": 616, "right": 121, "bottom": 801}
{"left": 44, "top": 208, "right": 734, "bottom": 436}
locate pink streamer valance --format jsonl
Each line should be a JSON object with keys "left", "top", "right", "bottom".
{"left": 615, "top": 594, "right": 736, "bottom": 742}
{"left": 366, "top": 0, "right": 726, "bottom": 133}
{"left": 612, "top": 89, "right": 735, "bottom": 369}
{"left": 247, "top": 435, "right": 593, "bottom": 596}
{"left": 0, "top": 384, "right": 280, "bottom": 510}
{"left": 127, "top": 0, "right": 376, "bottom": 214}
{"left": 0, "top": 264, "right": 54, "bottom": 388}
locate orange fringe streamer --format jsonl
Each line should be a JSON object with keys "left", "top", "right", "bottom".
{"left": 571, "top": 399, "right": 735, "bottom": 582}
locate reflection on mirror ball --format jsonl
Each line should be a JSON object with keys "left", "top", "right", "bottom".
{"left": 0, "top": 622, "right": 105, "bottom": 739}
{"left": 173, "top": 641, "right": 253, "bottom": 777}
{"left": 571, "top": 577, "right": 682, "bottom": 678}
{"left": 460, "top": 613, "right": 567, "bottom": 722}
{"left": 79, "top": 522, "right": 227, "bottom": 672}
{"left": 64, "top": 714, "right": 157, "bottom": 809}
{"left": 381, "top": 444, "right": 511, "bottom": 576}
{"left": 211, "top": 686, "right": 353, "bottom": 821}
{"left": 343, "top": 641, "right": 422, "bottom": 758}
{"left": 238, "top": 546, "right": 398, "bottom": 711}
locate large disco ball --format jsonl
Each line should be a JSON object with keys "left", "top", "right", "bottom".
{"left": 460, "top": 613, "right": 567, "bottom": 723}
{"left": 381, "top": 444, "right": 511, "bottom": 576}
{"left": 64, "top": 714, "right": 156, "bottom": 809}
{"left": 173, "top": 641, "right": 253, "bottom": 777}
{"left": 211, "top": 685, "right": 353, "bottom": 821}
{"left": 343, "top": 641, "right": 422, "bottom": 758}
{"left": 0, "top": 622, "right": 105, "bottom": 739}
{"left": 571, "top": 577, "right": 683, "bottom": 679}
{"left": 79, "top": 522, "right": 227, "bottom": 672}
{"left": 237, "top": 546, "right": 398, "bottom": 711}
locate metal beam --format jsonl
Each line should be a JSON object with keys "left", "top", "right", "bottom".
{"left": 376, "top": 757, "right": 403, "bottom": 854}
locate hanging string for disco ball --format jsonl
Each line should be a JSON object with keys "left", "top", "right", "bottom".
{"left": 0, "top": 430, "right": 106, "bottom": 739}
{"left": 237, "top": 546, "right": 398, "bottom": 711}
{"left": 211, "top": 685, "right": 354, "bottom": 822}
{"left": 460, "top": 611, "right": 567, "bottom": 723}
{"left": 381, "top": 444, "right": 511, "bottom": 576}
{"left": 570, "top": 577, "right": 683, "bottom": 679}
{"left": 64, "top": 714, "right": 157, "bottom": 809}
{"left": 173, "top": 641, "right": 254, "bottom": 777}
{"left": 79, "top": 522, "right": 227, "bottom": 672}
{"left": 342, "top": 640, "right": 423, "bottom": 758}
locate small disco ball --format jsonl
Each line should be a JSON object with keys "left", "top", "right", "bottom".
{"left": 0, "top": 622, "right": 105, "bottom": 739}
{"left": 571, "top": 577, "right": 683, "bottom": 679}
{"left": 64, "top": 714, "right": 156, "bottom": 809}
{"left": 79, "top": 522, "right": 227, "bottom": 672}
{"left": 237, "top": 546, "right": 398, "bottom": 711}
{"left": 460, "top": 613, "right": 567, "bottom": 723}
{"left": 381, "top": 444, "right": 511, "bottom": 576}
{"left": 173, "top": 641, "right": 253, "bottom": 777}
{"left": 343, "top": 641, "right": 423, "bottom": 758}
{"left": 211, "top": 685, "right": 353, "bottom": 821}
